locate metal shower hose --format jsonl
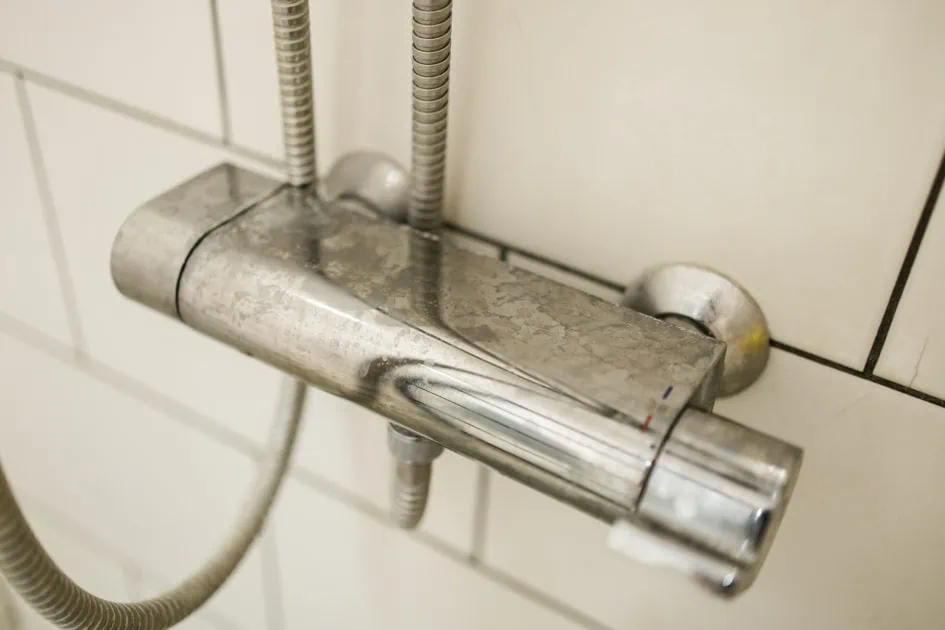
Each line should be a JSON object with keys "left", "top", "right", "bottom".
{"left": 0, "top": 2, "right": 316, "bottom": 628}
{"left": 0, "top": 381, "right": 305, "bottom": 630}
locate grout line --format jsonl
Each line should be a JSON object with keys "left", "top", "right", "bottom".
{"left": 0, "top": 57, "right": 284, "bottom": 172}
{"left": 474, "top": 564, "right": 615, "bottom": 630}
{"left": 260, "top": 531, "right": 287, "bottom": 630}
{"left": 772, "top": 340, "right": 945, "bottom": 409}
{"left": 208, "top": 0, "right": 233, "bottom": 144}
{"left": 863, "top": 145, "right": 945, "bottom": 374}
{"left": 468, "top": 465, "right": 492, "bottom": 565}
{"left": 449, "top": 224, "right": 623, "bottom": 293}
{"left": 13, "top": 73, "right": 88, "bottom": 359}
{"left": 287, "top": 467, "right": 610, "bottom": 630}
{"left": 0, "top": 311, "right": 264, "bottom": 460}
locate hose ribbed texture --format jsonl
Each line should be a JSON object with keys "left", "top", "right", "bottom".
{"left": 390, "top": 462, "right": 433, "bottom": 530}
{"left": 271, "top": 0, "right": 317, "bottom": 187}
{"left": 0, "top": 381, "right": 306, "bottom": 630}
{"left": 408, "top": 0, "right": 453, "bottom": 231}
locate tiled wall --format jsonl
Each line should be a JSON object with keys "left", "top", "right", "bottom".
{"left": 1, "top": 1, "right": 944, "bottom": 628}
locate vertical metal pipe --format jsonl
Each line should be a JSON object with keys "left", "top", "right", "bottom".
{"left": 408, "top": 0, "right": 453, "bottom": 230}
{"left": 270, "top": 0, "right": 317, "bottom": 187}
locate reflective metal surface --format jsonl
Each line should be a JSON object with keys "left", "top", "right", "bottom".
{"left": 409, "top": 0, "right": 453, "bottom": 231}
{"left": 623, "top": 263, "right": 771, "bottom": 396}
{"left": 320, "top": 152, "right": 410, "bottom": 222}
{"left": 111, "top": 162, "right": 802, "bottom": 596}
{"left": 635, "top": 407, "right": 801, "bottom": 595}
{"left": 269, "top": 0, "right": 317, "bottom": 187}
{"left": 387, "top": 424, "right": 443, "bottom": 529}
{"left": 110, "top": 164, "right": 282, "bottom": 318}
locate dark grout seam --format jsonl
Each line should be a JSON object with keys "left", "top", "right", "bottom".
{"left": 0, "top": 57, "right": 282, "bottom": 171}
{"left": 863, "top": 145, "right": 945, "bottom": 374}
{"left": 13, "top": 73, "right": 88, "bottom": 359}
{"left": 0, "top": 311, "right": 263, "bottom": 460}
{"left": 208, "top": 0, "right": 233, "bottom": 144}
{"left": 771, "top": 340, "right": 945, "bottom": 409}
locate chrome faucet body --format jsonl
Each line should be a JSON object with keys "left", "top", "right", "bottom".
{"left": 111, "top": 162, "right": 801, "bottom": 596}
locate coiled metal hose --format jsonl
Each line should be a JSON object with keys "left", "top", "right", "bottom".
{"left": 0, "top": 381, "right": 306, "bottom": 630}
{"left": 408, "top": 0, "right": 453, "bottom": 231}
{"left": 271, "top": 0, "right": 317, "bottom": 187}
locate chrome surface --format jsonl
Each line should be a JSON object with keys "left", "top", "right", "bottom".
{"left": 320, "top": 152, "right": 410, "bottom": 222}
{"left": 110, "top": 164, "right": 282, "bottom": 318}
{"left": 634, "top": 407, "right": 802, "bottom": 596}
{"left": 387, "top": 425, "right": 443, "bottom": 529}
{"left": 270, "top": 0, "right": 316, "bottom": 187}
{"left": 110, "top": 161, "right": 803, "bottom": 596}
{"left": 409, "top": 0, "right": 452, "bottom": 231}
{"left": 623, "top": 263, "right": 771, "bottom": 396}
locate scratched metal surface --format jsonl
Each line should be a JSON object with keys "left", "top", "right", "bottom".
{"left": 224, "top": 187, "right": 724, "bottom": 438}
{"left": 110, "top": 163, "right": 282, "bottom": 317}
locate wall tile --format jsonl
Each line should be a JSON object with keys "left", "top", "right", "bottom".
{"left": 0, "top": 333, "right": 271, "bottom": 630}
{"left": 0, "top": 74, "right": 72, "bottom": 346}
{"left": 273, "top": 478, "right": 586, "bottom": 630}
{"left": 222, "top": 0, "right": 945, "bottom": 367}
{"left": 25, "top": 82, "right": 283, "bottom": 445}
{"left": 483, "top": 349, "right": 945, "bottom": 629}
{"left": 296, "top": 389, "right": 480, "bottom": 554}
{"left": 875, "top": 194, "right": 945, "bottom": 399}
{"left": 0, "top": 1, "right": 221, "bottom": 135}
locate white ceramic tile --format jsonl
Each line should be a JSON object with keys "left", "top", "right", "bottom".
{"left": 217, "top": 0, "right": 411, "bottom": 168}
{"left": 273, "top": 478, "right": 585, "bottom": 630}
{"left": 24, "top": 82, "right": 283, "bottom": 445}
{"left": 295, "top": 387, "right": 480, "bottom": 553}
{"left": 0, "top": 332, "right": 271, "bottom": 630}
{"left": 875, "top": 194, "right": 945, "bottom": 399}
{"left": 0, "top": 74, "right": 72, "bottom": 346}
{"left": 507, "top": 252, "right": 624, "bottom": 303}
{"left": 223, "top": 0, "right": 945, "bottom": 367}
{"left": 0, "top": 0, "right": 221, "bottom": 136}
{"left": 483, "top": 349, "right": 945, "bottom": 629}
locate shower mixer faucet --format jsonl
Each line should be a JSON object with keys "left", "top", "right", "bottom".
{"left": 110, "top": 154, "right": 802, "bottom": 597}
{"left": 0, "top": 5, "right": 803, "bottom": 628}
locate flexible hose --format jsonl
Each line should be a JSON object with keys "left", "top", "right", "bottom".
{"left": 0, "top": 380, "right": 306, "bottom": 630}
{"left": 390, "top": 461, "right": 434, "bottom": 529}
{"left": 271, "top": 0, "right": 317, "bottom": 187}
{"left": 408, "top": 0, "right": 453, "bottom": 231}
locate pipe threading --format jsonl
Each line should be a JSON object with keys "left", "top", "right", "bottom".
{"left": 0, "top": 382, "right": 306, "bottom": 630}
{"left": 390, "top": 461, "right": 433, "bottom": 530}
{"left": 271, "top": 0, "right": 317, "bottom": 187}
{"left": 408, "top": 0, "right": 452, "bottom": 231}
